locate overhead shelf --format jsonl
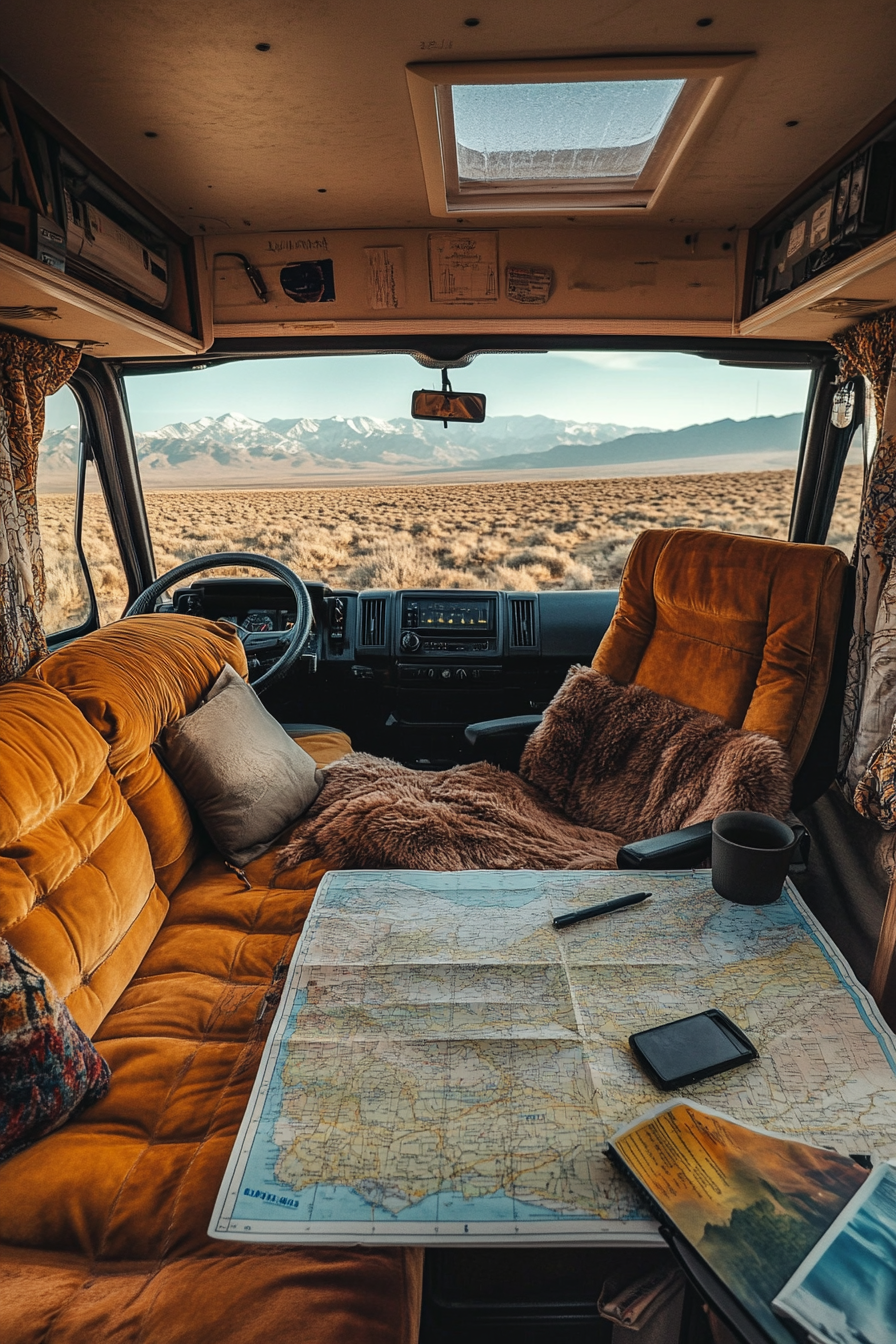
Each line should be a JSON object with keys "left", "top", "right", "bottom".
{"left": 0, "top": 242, "right": 209, "bottom": 357}
{"left": 739, "top": 231, "right": 896, "bottom": 341}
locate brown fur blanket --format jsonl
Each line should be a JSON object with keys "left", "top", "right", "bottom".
{"left": 520, "top": 666, "right": 792, "bottom": 836}
{"left": 276, "top": 667, "right": 792, "bottom": 874}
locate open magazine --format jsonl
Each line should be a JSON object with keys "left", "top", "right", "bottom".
{"left": 608, "top": 1101, "right": 871, "bottom": 1344}
{"left": 771, "top": 1160, "right": 896, "bottom": 1344}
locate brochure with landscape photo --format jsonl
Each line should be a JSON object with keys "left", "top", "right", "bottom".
{"left": 608, "top": 1102, "right": 870, "bottom": 1344}
{"left": 772, "top": 1160, "right": 896, "bottom": 1344}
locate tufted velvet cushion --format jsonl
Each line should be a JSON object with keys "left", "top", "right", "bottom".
{"left": 28, "top": 615, "right": 249, "bottom": 894}
{"left": 0, "top": 677, "right": 166, "bottom": 1036}
{"left": 0, "top": 842, "right": 422, "bottom": 1344}
{"left": 1, "top": 619, "right": 420, "bottom": 1343}
{"left": 0, "top": 938, "right": 110, "bottom": 1161}
{"left": 593, "top": 528, "right": 848, "bottom": 771}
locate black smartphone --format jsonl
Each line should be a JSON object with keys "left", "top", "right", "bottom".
{"left": 629, "top": 1009, "right": 758, "bottom": 1090}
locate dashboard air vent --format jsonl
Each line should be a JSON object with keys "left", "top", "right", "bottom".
{"left": 509, "top": 597, "right": 537, "bottom": 648}
{"left": 359, "top": 595, "right": 387, "bottom": 647}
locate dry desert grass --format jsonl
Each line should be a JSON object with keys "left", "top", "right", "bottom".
{"left": 37, "top": 465, "right": 864, "bottom": 632}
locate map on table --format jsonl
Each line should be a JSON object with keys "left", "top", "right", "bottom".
{"left": 209, "top": 870, "right": 896, "bottom": 1245}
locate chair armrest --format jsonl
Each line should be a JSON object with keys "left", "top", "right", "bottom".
{"left": 616, "top": 822, "right": 714, "bottom": 870}
{"left": 464, "top": 714, "right": 544, "bottom": 747}
{"left": 464, "top": 714, "right": 544, "bottom": 771}
{"left": 617, "top": 821, "right": 810, "bottom": 871}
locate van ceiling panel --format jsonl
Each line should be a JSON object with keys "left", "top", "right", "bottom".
{"left": 3, "top": 0, "right": 896, "bottom": 235}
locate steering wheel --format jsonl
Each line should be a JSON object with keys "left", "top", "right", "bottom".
{"left": 124, "top": 552, "right": 314, "bottom": 693}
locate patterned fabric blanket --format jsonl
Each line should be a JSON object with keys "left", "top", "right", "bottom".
{"left": 277, "top": 667, "right": 792, "bottom": 874}
{"left": 0, "top": 938, "right": 109, "bottom": 1161}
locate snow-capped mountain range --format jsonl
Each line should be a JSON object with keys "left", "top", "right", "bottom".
{"left": 38, "top": 410, "right": 803, "bottom": 483}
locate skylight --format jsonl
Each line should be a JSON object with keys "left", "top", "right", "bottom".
{"left": 406, "top": 57, "right": 747, "bottom": 215}
{"left": 450, "top": 80, "right": 686, "bottom": 185}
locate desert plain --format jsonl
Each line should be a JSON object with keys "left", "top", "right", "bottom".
{"left": 37, "top": 464, "right": 863, "bottom": 632}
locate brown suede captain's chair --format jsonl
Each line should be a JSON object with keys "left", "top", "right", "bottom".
{"left": 467, "top": 528, "right": 853, "bottom": 853}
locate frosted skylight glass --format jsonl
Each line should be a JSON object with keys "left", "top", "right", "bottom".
{"left": 451, "top": 79, "right": 686, "bottom": 183}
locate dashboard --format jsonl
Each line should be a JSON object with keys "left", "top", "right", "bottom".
{"left": 171, "top": 578, "right": 618, "bottom": 674}
{"left": 169, "top": 576, "right": 618, "bottom": 762}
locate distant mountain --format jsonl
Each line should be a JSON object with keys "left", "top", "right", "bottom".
{"left": 37, "top": 410, "right": 802, "bottom": 482}
{"left": 133, "top": 412, "right": 658, "bottom": 473}
{"left": 472, "top": 414, "right": 804, "bottom": 471}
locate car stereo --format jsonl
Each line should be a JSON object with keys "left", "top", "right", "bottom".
{"left": 398, "top": 593, "right": 497, "bottom": 654}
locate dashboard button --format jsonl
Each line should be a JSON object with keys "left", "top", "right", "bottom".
{"left": 441, "top": 669, "right": 451, "bottom": 680}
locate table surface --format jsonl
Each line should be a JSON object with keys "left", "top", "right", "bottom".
{"left": 209, "top": 869, "right": 896, "bottom": 1246}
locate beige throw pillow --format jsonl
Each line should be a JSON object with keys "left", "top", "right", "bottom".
{"left": 160, "top": 664, "right": 323, "bottom": 866}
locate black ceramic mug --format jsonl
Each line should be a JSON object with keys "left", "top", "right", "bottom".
{"left": 711, "top": 811, "right": 798, "bottom": 905}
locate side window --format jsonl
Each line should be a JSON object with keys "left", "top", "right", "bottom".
{"left": 80, "top": 458, "right": 129, "bottom": 626}
{"left": 826, "top": 384, "right": 870, "bottom": 559}
{"left": 38, "top": 385, "right": 123, "bottom": 633}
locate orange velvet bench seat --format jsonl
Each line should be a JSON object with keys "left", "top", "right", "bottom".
{"left": 0, "top": 616, "right": 422, "bottom": 1344}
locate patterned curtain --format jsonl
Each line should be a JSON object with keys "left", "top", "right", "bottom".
{"left": 832, "top": 308, "right": 896, "bottom": 824}
{"left": 0, "top": 331, "right": 80, "bottom": 683}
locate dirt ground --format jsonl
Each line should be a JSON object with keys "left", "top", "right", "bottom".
{"left": 37, "top": 465, "right": 863, "bottom": 632}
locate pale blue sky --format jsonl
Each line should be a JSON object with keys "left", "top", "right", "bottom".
{"left": 453, "top": 81, "right": 684, "bottom": 153}
{"left": 45, "top": 352, "right": 812, "bottom": 434}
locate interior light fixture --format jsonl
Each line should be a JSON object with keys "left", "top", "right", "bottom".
{"left": 407, "top": 54, "right": 751, "bottom": 215}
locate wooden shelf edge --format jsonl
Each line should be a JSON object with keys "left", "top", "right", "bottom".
{"left": 0, "top": 243, "right": 204, "bottom": 354}
{"left": 214, "top": 317, "right": 736, "bottom": 339}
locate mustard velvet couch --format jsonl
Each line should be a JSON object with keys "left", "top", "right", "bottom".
{"left": 0, "top": 615, "right": 422, "bottom": 1344}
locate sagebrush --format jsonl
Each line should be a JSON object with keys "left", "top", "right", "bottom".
{"left": 37, "top": 466, "right": 863, "bottom": 631}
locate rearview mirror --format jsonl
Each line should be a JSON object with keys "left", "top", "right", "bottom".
{"left": 411, "top": 389, "right": 487, "bottom": 423}
{"left": 411, "top": 370, "right": 486, "bottom": 426}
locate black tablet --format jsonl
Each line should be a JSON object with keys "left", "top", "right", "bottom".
{"left": 629, "top": 1010, "right": 758, "bottom": 1090}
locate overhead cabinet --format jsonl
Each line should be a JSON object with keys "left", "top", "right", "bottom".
{"left": 740, "top": 110, "right": 896, "bottom": 340}
{"left": 0, "top": 75, "right": 209, "bottom": 355}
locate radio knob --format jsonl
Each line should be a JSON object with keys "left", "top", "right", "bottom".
{"left": 400, "top": 631, "right": 421, "bottom": 653}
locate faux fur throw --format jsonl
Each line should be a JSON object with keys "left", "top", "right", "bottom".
{"left": 277, "top": 754, "right": 624, "bottom": 872}
{"left": 519, "top": 666, "right": 793, "bottom": 837}
{"left": 276, "top": 668, "right": 792, "bottom": 874}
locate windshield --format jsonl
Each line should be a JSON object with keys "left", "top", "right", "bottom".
{"left": 109, "top": 350, "right": 836, "bottom": 599}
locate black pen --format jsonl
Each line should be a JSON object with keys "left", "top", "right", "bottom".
{"left": 552, "top": 891, "right": 652, "bottom": 930}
